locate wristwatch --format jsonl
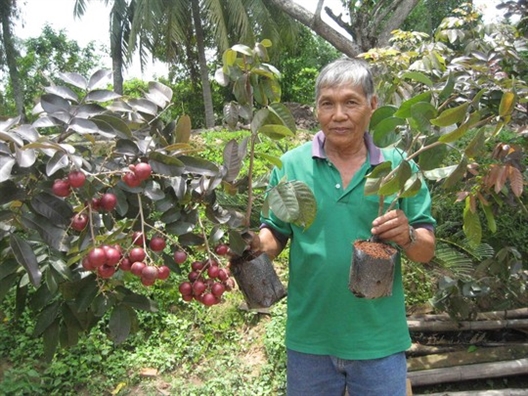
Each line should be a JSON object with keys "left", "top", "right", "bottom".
{"left": 406, "top": 225, "right": 416, "bottom": 248}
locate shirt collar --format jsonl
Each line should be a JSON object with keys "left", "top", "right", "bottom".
{"left": 311, "top": 131, "right": 384, "bottom": 165}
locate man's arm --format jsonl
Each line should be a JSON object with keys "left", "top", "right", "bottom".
{"left": 258, "top": 227, "right": 286, "bottom": 260}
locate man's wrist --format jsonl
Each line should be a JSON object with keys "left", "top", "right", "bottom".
{"left": 402, "top": 225, "right": 416, "bottom": 250}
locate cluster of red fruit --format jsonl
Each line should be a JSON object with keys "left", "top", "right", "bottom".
{"left": 122, "top": 162, "right": 152, "bottom": 187}
{"left": 176, "top": 244, "right": 234, "bottom": 306}
{"left": 81, "top": 231, "right": 171, "bottom": 286}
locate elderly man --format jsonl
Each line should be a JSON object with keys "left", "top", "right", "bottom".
{"left": 257, "top": 58, "right": 436, "bottom": 395}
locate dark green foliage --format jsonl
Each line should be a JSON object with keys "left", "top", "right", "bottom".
{"left": 0, "top": 25, "right": 103, "bottom": 118}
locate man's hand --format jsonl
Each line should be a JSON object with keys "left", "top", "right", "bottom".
{"left": 371, "top": 209, "right": 411, "bottom": 248}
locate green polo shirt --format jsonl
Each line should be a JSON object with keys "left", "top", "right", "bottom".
{"left": 261, "top": 131, "right": 436, "bottom": 360}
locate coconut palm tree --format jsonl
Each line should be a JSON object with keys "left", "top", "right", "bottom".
{"left": 0, "top": 0, "right": 26, "bottom": 120}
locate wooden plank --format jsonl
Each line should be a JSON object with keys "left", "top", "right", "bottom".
{"left": 408, "top": 358, "right": 528, "bottom": 387}
{"left": 407, "top": 318, "right": 528, "bottom": 332}
{"left": 409, "top": 308, "right": 528, "bottom": 322}
{"left": 408, "top": 345, "right": 528, "bottom": 371}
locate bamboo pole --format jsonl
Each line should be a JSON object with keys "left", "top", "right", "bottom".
{"left": 408, "top": 358, "right": 528, "bottom": 387}
{"left": 407, "top": 318, "right": 528, "bottom": 332}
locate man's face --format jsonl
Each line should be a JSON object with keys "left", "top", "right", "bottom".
{"left": 316, "top": 84, "right": 377, "bottom": 148}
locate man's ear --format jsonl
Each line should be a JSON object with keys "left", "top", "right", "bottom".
{"left": 370, "top": 95, "right": 378, "bottom": 111}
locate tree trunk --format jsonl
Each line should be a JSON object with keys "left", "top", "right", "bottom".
{"left": 110, "top": 4, "right": 125, "bottom": 95}
{"left": 191, "top": 0, "right": 215, "bottom": 129}
{"left": 266, "top": 0, "right": 420, "bottom": 56}
{"left": 266, "top": 0, "right": 361, "bottom": 57}
{"left": 0, "top": 0, "right": 26, "bottom": 121}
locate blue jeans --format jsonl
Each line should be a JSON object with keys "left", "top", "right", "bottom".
{"left": 286, "top": 349, "right": 407, "bottom": 396}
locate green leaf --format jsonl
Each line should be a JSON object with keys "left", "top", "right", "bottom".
{"left": 439, "top": 73, "right": 455, "bottom": 103}
{"left": 0, "top": 273, "right": 18, "bottom": 305}
{"left": 410, "top": 102, "right": 437, "bottom": 132}
{"left": 20, "top": 213, "right": 70, "bottom": 252}
{"left": 438, "top": 112, "right": 480, "bottom": 143}
{"left": 268, "top": 102, "right": 296, "bottom": 132}
{"left": 498, "top": 91, "right": 515, "bottom": 117}
{"left": 43, "top": 318, "right": 60, "bottom": 362}
{"left": 401, "top": 71, "right": 433, "bottom": 87}
{"left": 259, "top": 124, "right": 294, "bottom": 140}
{"left": 109, "top": 304, "right": 132, "bottom": 345}
{"left": 370, "top": 105, "right": 398, "bottom": 130}
{"left": 0, "top": 258, "right": 19, "bottom": 281}
{"left": 442, "top": 157, "right": 468, "bottom": 190}
{"left": 223, "top": 139, "right": 244, "bottom": 183}
{"left": 76, "top": 276, "right": 99, "bottom": 312}
{"left": 431, "top": 102, "right": 469, "bottom": 127}
{"left": 423, "top": 165, "right": 458, "bottom": 181}
{"left": 400, "top": 175, "right": 423, "bottom": 198}
{"left": 394, "top": 92, "right": 432, "bottom": 119}
{"left": 175, "top": 115, "right": 191, "bottom": 143}
{"left": 371, "top": 117, "right": 405, "bottom": 148}
{"left": 46, "top": 151, "right": 69, "bottom": 176}
{"left": 122, "top": 293, "right": 158, "bottom": 312}
{"left": 92, "top": 115, "right": 132, "bottom": 139}
{"left": 251, "top": 108, "right": 270, "bottom": 134}
{"left": 30, "top": 192, "right": 74, "bottom": 226}
{"left": 0, "top": 180, "right": 25, "bottom": 205}
{"left": 179, "top": 156, "right": 220, "bottom": 177}
{"left": 265, "top": 180, "right": 316, "bottom": 230}
{"left": 418, "top": 141, "right": 448, "bottom": 171}
{"left": 465, "top": 128, "right": 486, "bottom": 158}
{"left": 255, "top": 152, "right": 282, "bottom": 168}
{"left": 10, "top": 234, "right": 42, "bottom": 287}
{"left": 379, "top": 161, "right": 411, "bottom": 196}
{"left": 33, "top": 300, "right": 60, "bottom": 337}
{"left": 40, "top": 93, "right": 71, "bottom": 114}
{"left": 231, "top": 44, "right": 253, "bottom": 56}
{"left": 58, "top": 72, "right": 88, "bottom": 90}
{"left": 463, "top": 198, "right": 482, "bottom": 247}
{"left": 0, "top": 157, "right": 15, "bottom": 183}
{"left": 481, "top": 202, "right": 497, "bottom": 233}
{"left": 222, "top": 49, "right": 237, "bottom": 68}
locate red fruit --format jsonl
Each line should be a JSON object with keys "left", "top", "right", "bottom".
{"left": 129, "top": 247, "right": 146, "bottom": 263}
{"left": 52, "top": 179, "right": 71, "bottom": 197}
{"left": 211, "top": 282, "right": 226, "bottom": 297}
{"left": 188, "top": 271, "right": 199, "bottom": 282}
{"left": 179, "top": 281, "right": 193, "bottom": 296}
{"left": 132, "top": 231, "right": 145, "bottom": 246}
{"left": 157, "top": 265, "right": 170, "bottom": 280}
{"left": 130, "top": 261, "right": 146, "bottom": 276}
{"left": 149, "top": 236, "right": 166, "bottom": 252}
{"left": 217, "top": 268, "right": 229, "bottom": 281}
{"left": 123, "top": 172, "right": 141, "bottom": 187}
{"left": 119, "top": 257, "right": 132, "bottom": 271}
{"left": 192, "top": 280, "right": 207, "bottom": 296}
{"left": 207, "top": 265, "right": 220, "bottom": 279}
{"left": 141, "top": 265, "right": 159, "bottom": 282}
{"left": 134, "top": 162, "right": 152, "bottom": 181}
{"left": 88, "top": 247, "right": 107, "bottom": 268}
{"left": 215, "top": 244, "right": 229, "bottom": 256}
{"left": 191, "top": 261, "right": 204, "bottom": 272}
{"left": 82, "top": 257, "right": 96, "bottom": 271}
{"left": 71, "top": 213, "right": 89, "bottom": 231}
{"left": 141, "top": 277, "right": 156, "bottom": 286}
{"left": 173, "top": 250, "right": 187, "bottom": 264}
{"left": 67, "top": 170, "right": 86, "bottom": 188}
{"left": 97, "top": 264, "right": 116, "bottom": 279}
{"left": 90, "top": 197, "right": 102, "bottom": 211}
{"left": 100, "top": 193, "right": 117, "bottom": 211}
{"left": 182, "top": 294, "right": 193, "bottom": 302}
{"left": 105, "top": 247, "right": 122, "bottom": 266}
{"left": 202, "top": 293, "right": 217, "bottom": 306}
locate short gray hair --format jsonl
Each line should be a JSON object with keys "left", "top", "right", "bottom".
{"left": 315, "top": 58, "right": 375, "bottom": 102}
